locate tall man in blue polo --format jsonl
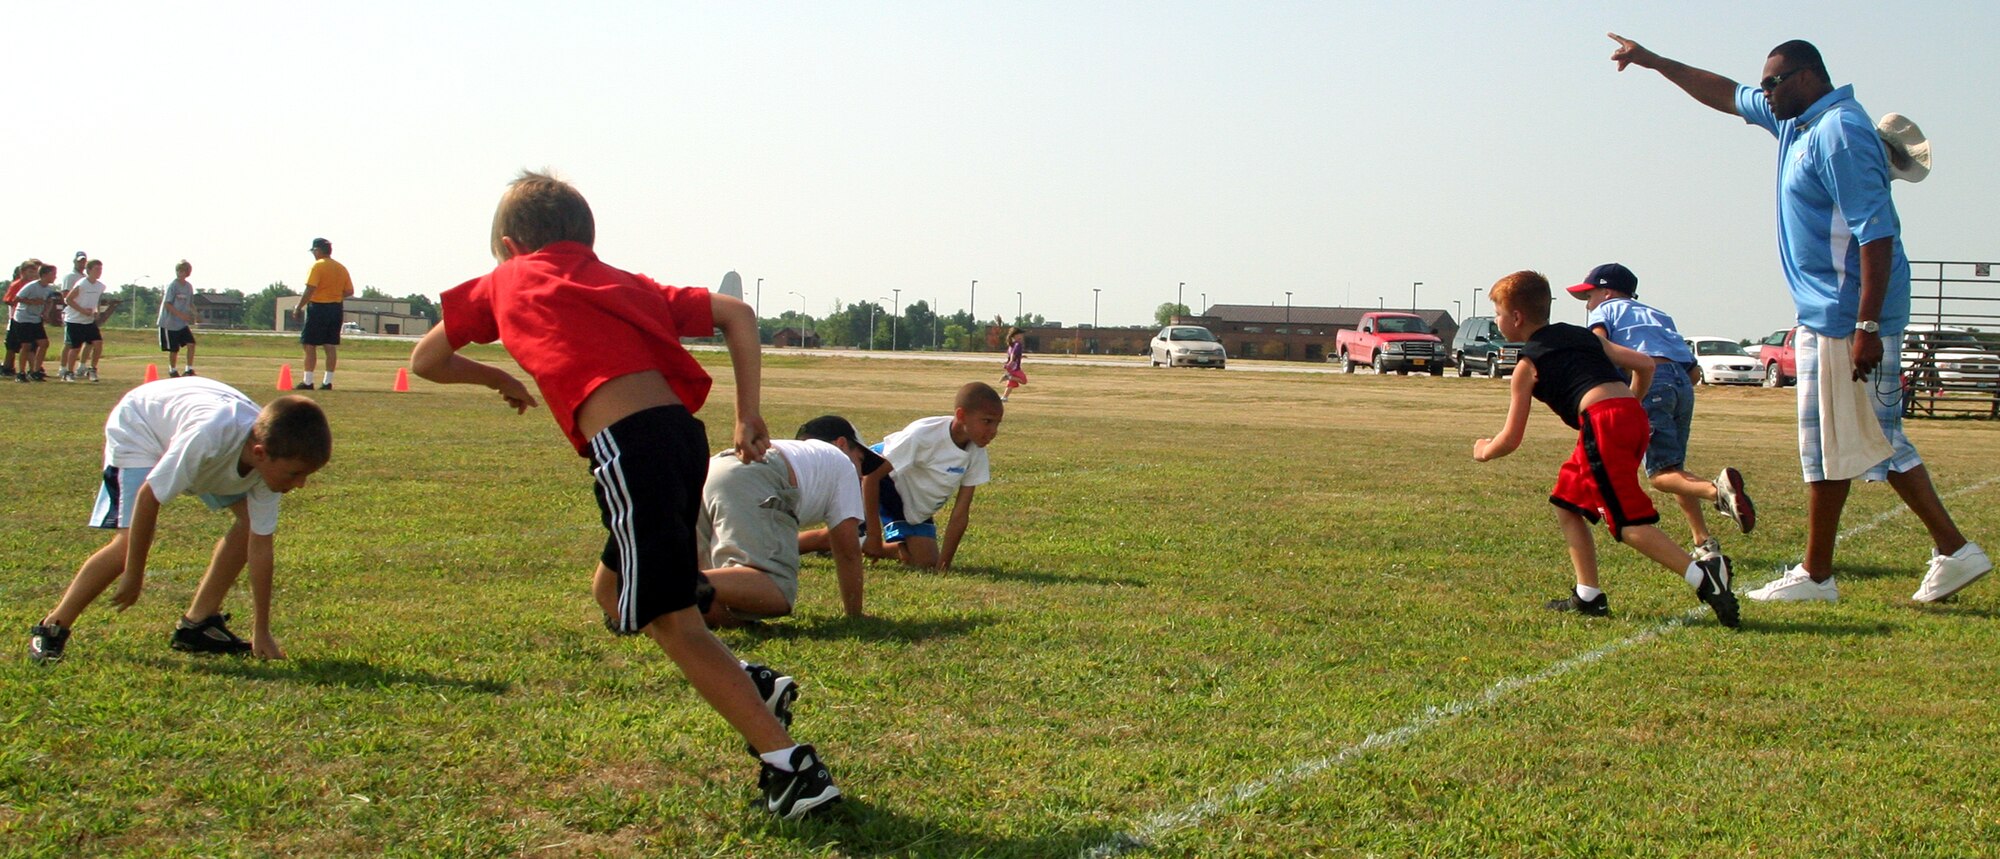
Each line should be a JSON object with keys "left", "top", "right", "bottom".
{"left": 1606, "top": 34, "right": 1989, "bottom": 603}
{"left": 291, "top": 238, "right": 353, "bottom": 390}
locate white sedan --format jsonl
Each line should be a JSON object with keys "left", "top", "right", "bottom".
{"left": 1149, "top": 325, "right": 1227, "bottom": 368}
{"left": 1686, "top": 337, "right": 1761, "bottom": 385}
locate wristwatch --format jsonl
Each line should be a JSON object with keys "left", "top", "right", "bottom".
{"left": 1855, "top": 320, "right": 1880, "bottom": 334}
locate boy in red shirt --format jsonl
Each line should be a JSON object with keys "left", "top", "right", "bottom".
{"left": 410, "top": 171, "right": 841, "bottom": 820}
{"left": 1473, "top": 271, "right": 1739, "bottom": 627}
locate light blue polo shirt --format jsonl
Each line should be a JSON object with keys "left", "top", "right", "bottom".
{"left": 1736, "top": 84, "right": 1910, "bottom": 337}
{"left": 1587, "top": 297, "right": 1694, "bottom": 363}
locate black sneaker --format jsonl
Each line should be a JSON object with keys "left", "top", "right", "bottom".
{"left": 32, "top": 369, "right": 46, "bottom": 382}
{"left": 1545, "top": 589, "right": 1610, "bottom": 617}
{"left": 759, "top": 744, "right": 842, "bottom": 820}
{"left": 319, "top": 382, "right": 333, "bottom": 390}
{"left": 182, "top": 368, "right": 196, "bottom": 377}
{"left": 742, "top": 662, "right": 799, "bottom": 755}
{"left": 15, "top": 373, "right": 26, "bottom": 383}
{"left": 293, "top": 382, "right": 314, "bottom": 390}
{"left": 29, "top": 622, "right": 70, "bottom": 664}
{"left": 1694, "top": 556, "right": 1741, "bottom": 628}
{"left": 168, "top": 368, "right": 181, "bottom": 378}
{"left": 171, "top": 613, "right": 253, "bottom": 654}
{"left": 1, "top": 364, "right": 12, "bottom": 376}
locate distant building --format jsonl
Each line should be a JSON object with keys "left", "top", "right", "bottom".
{"left": 342, "top": 298, "right": 433, "bottom": 336}
{"left": 191, "top": 291, "right": 245, "bottom": 327}
{"left": 770, "top": 326, "right": 821, "bottom": 348}
{"left": 718, "top": 270, "right": 744, "bottom": 299}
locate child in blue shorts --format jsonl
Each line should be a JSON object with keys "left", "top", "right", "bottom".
{"left": 864, "top": 382, "right": 1003, "bottom": 570}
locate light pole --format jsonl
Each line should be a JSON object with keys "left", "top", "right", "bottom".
{"left": 890, "top": 288, "right": 901, "bottom": 351}
{"left": 933, "top": 295, "right": 941, "bottom": 349}
{"left": 1454, "top": 299, "right": 1462, "bottom": 321}
{"left": 1283, "top": 290, "right": 1294, "bottom": 360}
{"left": 1015, "top": 291, "right": 1022, "bottom": 325}
{"left": 788, "top": 290, "right": 807, "bottom": 347}
{"left": 128, "top": 275, "right": 153, "bottom": 328}
{"left": 1284, "top": 291, "right": 1293, "bottom": 324}
{"left": 1200, "top": 292, "right": 1207, "bottom": 315}
{"left": 1412, "top": 281, "right": 1422, "bottom": 313}
{"left": 1378, "top": 296, "right": 1384, "bottom": 310}
{"left": 970, "top": 279, "right": 977, "bottom": 323}
{"left": 1473, "top": 287, "right": 1483, "bottom": 312}
{"left": 755, "top": 277, "right": 763, "bottom": 319}
{"left": 1177, "top": 281, "right": 1185, "bottom": 316}
{"left": 1092, "top": 288, "right": 1101, "bottom": 330}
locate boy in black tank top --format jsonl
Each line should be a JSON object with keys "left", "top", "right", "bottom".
{"left": 1471, "top": 271, "right": 1739, "bottom": 627}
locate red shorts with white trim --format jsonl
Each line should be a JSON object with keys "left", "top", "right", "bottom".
{"left": 1549, "top": 397, "right": 1659, "bottom": 540}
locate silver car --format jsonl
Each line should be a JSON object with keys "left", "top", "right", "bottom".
{"left": 1149, "top": 325, "right": 1227, "bottom": 368}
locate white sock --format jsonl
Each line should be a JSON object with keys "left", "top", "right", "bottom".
{"left": 759, "top": 745, "right": 800, "bottom": 770}
{"left": 322, "top": 372, "right": 334, "bottom": 385}
{"left": 1575, "top": 584, "right": 1603, "bottom": 601}
{"left": 302, "top": 371, "right": 315, "bottom": 384}
{"left": 1683, "top": 562, "right": 1705, "bottom": 589}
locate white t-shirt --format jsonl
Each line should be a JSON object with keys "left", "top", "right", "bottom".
{"left": 102, "top": 377, "right": 284, "bottom": 535}
{"left": 880, "top": 415, "right": 991, "bottom": 519}
{"left": 63, "top": 277, "right": 106, "bottom": 324}
{"left": 61, "top": 270, "right": 86, "bottom": 292}
{"left": 770, "top": 439, "right": 863, "bottom": 528}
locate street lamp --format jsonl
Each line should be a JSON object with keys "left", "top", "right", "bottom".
{"left": 1472, "top": 287, "right": 1483, "bottom": 311}
{"left": 1378, "top": 296, "right": 1384, "bottom": 310}
{"left": 1284, "top": 290, "right": 1293, "bottom": 324}
{"left": 934, "top": 295, "right": 941, "bottom": 349}
{"left": 1412, "top": 281, "right": 1422, "bottom": 313}
{"left": 1177, "top": 281, "right": 1185, "bottom": 317}
{"left": 1200, "top": 292, "right": 1207, "bottom": 314}
{"left": 755, "top": 277, "right": 763, "bottom": 319}
{"left": 128, "top": 275, "right": 154, "bottom": 328}
{"left": 970, "top": 279, "right": 977, "bottom": 323}
{"left": 1015, "top": 291, "right": 1022, "bottom": 325}
{"left": 890, "top": 288, "right": 901, "bottom": 351}
{"left": 1454, "top": 299, "right": 1462, "bottom": 321}
{"left": 788, "top": 290, "right": 807, "bottom": 347}
{"left": 1092, "top": 288, "right": 1101, "bottom": 330}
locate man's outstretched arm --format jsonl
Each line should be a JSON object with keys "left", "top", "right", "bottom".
{"left": 1608, "top": 33, "right": 1740, "bottom": 115}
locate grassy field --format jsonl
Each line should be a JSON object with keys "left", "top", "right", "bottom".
{"left": 3, "top": 329, "right": 1998, "bottom": 858}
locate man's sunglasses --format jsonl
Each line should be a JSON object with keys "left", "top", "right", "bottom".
{"left": 1760, "top": 69, "right": 1804, "bottom": 92}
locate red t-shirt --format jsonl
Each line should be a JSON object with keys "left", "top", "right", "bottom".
{"left": 3, "top": 276, "right": 28, "bottom": 307}
{"left": 441, "top": 242, "right": 715, "bottom": 453}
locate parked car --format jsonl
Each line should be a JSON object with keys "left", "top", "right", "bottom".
{"left": 1149, "top": 325, "right": 1227, "bottom": 368}
{"left": 1900, "top": 324, "right": 2000, "bottom": 389}
{"left": 1451, "top": 315, "right": 1521, "bottom": 378}
{"left": 1686, "top": 336, "right": 1762, "bottom": 385}
{"left": 1756, "top": 328, "right": 1797, "bottom": 387}
{"left": 1334, "top": 312, "right": 1445, "bottom": 375}
{"left": 340, "top": 321, "right": 365, "bottom": 335}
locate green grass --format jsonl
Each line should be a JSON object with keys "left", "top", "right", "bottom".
{"left": 3, "top": 329, "right": 1998, "bottom": 857}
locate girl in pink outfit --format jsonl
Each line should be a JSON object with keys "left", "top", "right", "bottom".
{"left": 999, "top": 328, "right": 1027, "bottom": 400}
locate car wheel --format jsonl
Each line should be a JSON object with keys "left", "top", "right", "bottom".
{"left": 1763, "top": 362, "right": 1781, "bottom": 388}
{"left": 1456, "top": 353, "right": 1470, "bottom": 377}
{"left": 1374, "top": 352, "right": 1388, "bottom": 375}
{"left": 1342, "top": 350, "right": 1356, "bottom": 374}
{"left": 1487, "top": 360, "right": 1501, "bottom": 379}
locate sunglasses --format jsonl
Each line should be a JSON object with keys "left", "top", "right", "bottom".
{"left": 1759, "top": 69, "right": 1804, "bottom": 92}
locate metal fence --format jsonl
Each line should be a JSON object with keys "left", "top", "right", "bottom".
{"left": 1903, "top": 260, "right": 2000, "bottom": 419}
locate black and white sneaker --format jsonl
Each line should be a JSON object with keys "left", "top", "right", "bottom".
{"left": 1714, "top": 467, "right": 1755, "bottom": 535}
{"left": 1694, "top": 556, "right": 1740, "bottom": 628}
{"left": 29, "top": 622, "right": 70, "bottom": 664}
{"left": 1545, "top": 589, "right": 1610, "bottom": 617}
{"left": 171, "top": 613, "right": 253, "bottom": 654}
{"left": 742, "top": 662, "right": 799, "bottom": 755}
{"left": 759, "top": 744, "right": 842, "bottom": 820}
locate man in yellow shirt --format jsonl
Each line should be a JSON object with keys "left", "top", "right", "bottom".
{"left": 292, "top": 237, "right": 353, "bottom": 390}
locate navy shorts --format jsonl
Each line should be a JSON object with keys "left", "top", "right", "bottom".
{"left": 587, "top": 405, "right": 711, "bottom": 634}
{"left": 301, "top": 302, "right": 343, "bottom": 345}
{"left": 6, "top": 321, "right": 47, "bottom": 350}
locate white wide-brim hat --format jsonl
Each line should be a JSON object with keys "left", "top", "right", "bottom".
{"left": 1877, "top": 113, "right": 1931, "bottom": 183}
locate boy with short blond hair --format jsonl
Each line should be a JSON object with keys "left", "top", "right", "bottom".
{"left": 1473, "top": 271, "right": 1738, "bottom": 627}
{"left": 410, "top": 170, "right": 841, "bottom": 820}
{"left": 158, "top": 259, "right": 199, "bottom": 377}
{"left": 864, "top": 382, "right": 1003, "bottom": 570}
{"left": 8, "top": 263, "right": 59, "bottom": 382}
{"left": 29, "top": 378, "right": 332, "bottom": 664}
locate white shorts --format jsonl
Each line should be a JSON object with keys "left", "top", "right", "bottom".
{"left": 1794, "top": 328, "right": 1923, "bottom": 482}
{"left": 695, "top": 450, "right": 802, "bottom": 614}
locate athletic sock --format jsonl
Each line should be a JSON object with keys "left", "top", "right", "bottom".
{"left": 1575, "top": 584, "right": 1603, "bottom": 602}
{"left": 1683, "top": 562, "right": 1705, "bottom": 589}
{"left": 759, "top": 745, "right": 801, "bottom": 771}
{"left": 302, "top": 371, "right": 315, "bottom": 385}
{"left": 322, "top": 372, "right": 334, "bottom": 385}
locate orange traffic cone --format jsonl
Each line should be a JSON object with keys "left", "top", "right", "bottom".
{"left": 143, "top": 363, "right": 159, "bottom": 383}
{"left": 393, "top": 367, "right": 411, "bottom": 393}
{"left": 277, "top": 364, "right": 293, "bottom": 391}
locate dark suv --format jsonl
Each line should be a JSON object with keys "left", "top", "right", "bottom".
{"left": 1452, "top": 316, "right": 1522, "bottom": 378}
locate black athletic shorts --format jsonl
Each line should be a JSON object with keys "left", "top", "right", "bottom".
{"left": 64, "top": 321, "right": 101, "bottom": 347}
{"left": 301, "top": 302, "right": 343, "bottom": 345}
{"left": 6, "top": 321, "right": 47, "bottom": 351}
{"left": 587, "top": 405, "right": 711, "bottom": 634}
{"left": 158, "top": 326, "right": 195, "bottom": 351}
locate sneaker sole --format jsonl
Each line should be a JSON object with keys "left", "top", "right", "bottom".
{"left": 767, "top": 676, "right": 798, "bottom": 727}
{"left": 1913, "top": 566, "right": 1991, "bottom": 603}
{"left": 1720, "top": 468, "right": 1755, "bottom": 535}
{"left": 775, "top": 785, "right": 843, "bottom": 820}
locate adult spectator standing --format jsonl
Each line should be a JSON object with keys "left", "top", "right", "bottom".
{"left": 61, "top": 251, "right": 88, "bottom": 293}
{"left": 1607, "top": 34, "right": 1990, "bottom": 603}
{"left": 291, "top": 237, "right": 352, "bottom": 390}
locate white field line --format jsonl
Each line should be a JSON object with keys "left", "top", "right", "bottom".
{"left": 1081, "top": 475, "right": 1999, "bottom": 858}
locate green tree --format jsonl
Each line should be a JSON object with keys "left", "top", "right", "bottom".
{"left": 401, "top": 293, "right": 439, "bottom": 322}
{"left": 942, "top": 323, "right": 969, "bottom": 351}
{"left": 114, "top": 284, "right": 162, "bottom": 329}
{"left": 243, "top": 281, "right": 298, "bottom": 332}
{"left": 1155, "top": 302, "right": 1191, "bottom": 327}
{"left": 361, "top": 285, "right": 393, "bottom": 300}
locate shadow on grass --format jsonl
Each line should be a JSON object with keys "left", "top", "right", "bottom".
{"left": 150, "top": 656, "right": 513, "bottom": 694}
{"left": 736, "top": 613, "right": 999, "bottom": 644}
{"left": 1906, "top": 601, "right": 2000, "bottom": 620}
{"left": 754, "top": 795, "right": 1124, "bottom": 859}
{"left": 1738, "top": 618, "right": 1901, "bottom": 637}
{"left": 937, "top": 563, "right": 1150, "bottom": 588}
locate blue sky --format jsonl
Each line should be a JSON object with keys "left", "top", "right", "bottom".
{"left": 10, "top": 1, "right": 1996, "bottom": 339}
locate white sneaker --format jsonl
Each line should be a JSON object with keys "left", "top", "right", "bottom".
{"left": 1747, "top": 565, "right": 1839, "bottom": 602}
{"left": 1912, "top": 542, "right": 1992, "bottom": 603}
{"left": 1692, "top": 537, "right": 1722, "bottom": 562}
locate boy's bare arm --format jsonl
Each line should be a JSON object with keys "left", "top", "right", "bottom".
{"left": 409, "top": 326, "right": 537, "bottom": 413}
{"left": 860, "top": 465, "right": 893, "bottom": 558}
{"left": 1603, "top": 340, "right": 1654, "bottom": 396}
{"left": 1475, "top": 359, "right": 1538, "bottom": 462}
{"left": 828, "top": 518, "right": 867, "bottom": 617}
{"left": 938, "top": 486, "right": 977, "bottom": 571}
{"left": 112, "top": 487, "right": 165, "bottom": 610}
{"left": 709, "top": 293, "right": 769, "bottom": 462}
{"left": 247, "top": 532, "right": 283, "bottom": 659}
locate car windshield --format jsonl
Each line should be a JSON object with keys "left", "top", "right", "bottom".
{"left": 1695, "top": 341, "right": 1749, "bottom": 357}
{"left": 1906, "top": 331, "right": 1984, "bottom": 350}
{"left": 1376, "top": 316, "right": 1428, "bottom": 334}
{"left": 1168, "top": 327, "right": 1216, "bottom": 342}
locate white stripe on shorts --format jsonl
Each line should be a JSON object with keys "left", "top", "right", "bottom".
{"left": 591, "top": 431, "right": 641, "bottom": 632}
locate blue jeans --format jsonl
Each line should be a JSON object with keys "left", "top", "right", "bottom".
{"left": 1640, "top": 363, "right": 1695, "bottom": 476}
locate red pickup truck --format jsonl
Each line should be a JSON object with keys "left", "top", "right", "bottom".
{"left": 1336, "top": 312, "right": 1445, "bottom": 375}
{"left": 1756, "top": 328, "right": 1797, "bottom": 387}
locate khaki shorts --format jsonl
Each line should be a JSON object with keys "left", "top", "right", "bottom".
{"left": 696, "top": 450, "right": 802, "bottom": 614}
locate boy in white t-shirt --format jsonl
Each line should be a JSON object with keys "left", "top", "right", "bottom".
{"left": 29, "top": 377, "right": 333, "bottom": 664}
{"left": 60, "top": 258, "right": 116, "bottom": 382}
{"left": 864, "top": 382, "right": 1004, "bottom": 570}
{"left": 699, "top": 415, "right": 883, "bottom": 625}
